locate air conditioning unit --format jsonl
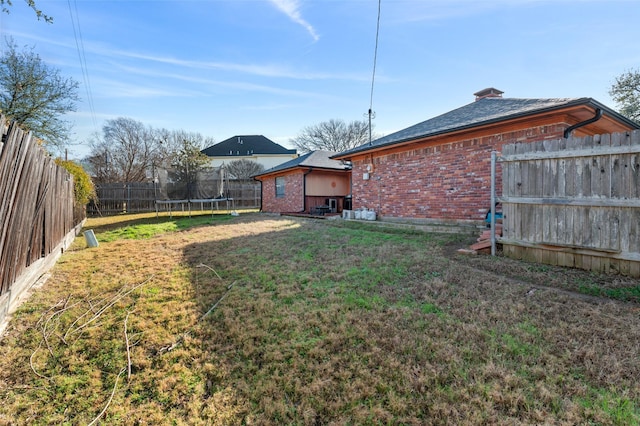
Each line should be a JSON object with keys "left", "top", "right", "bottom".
{"left": 329, "top": 198, "right": 337, "bottom": 213}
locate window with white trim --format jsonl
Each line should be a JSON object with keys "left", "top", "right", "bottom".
{"left": 275, "top": 176, "right": 285, "bottom": 198}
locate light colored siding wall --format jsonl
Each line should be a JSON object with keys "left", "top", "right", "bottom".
{"left": 207, "top": 154, "right": 298, "bottom": 170}
{"left": 306, "top": 172, "right": 350, "bottom": 196}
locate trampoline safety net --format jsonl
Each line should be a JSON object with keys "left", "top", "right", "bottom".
{"left": 155, "top": 165, "right": 226, "bottom": 201}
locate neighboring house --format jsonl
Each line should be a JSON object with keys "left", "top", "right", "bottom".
{"left": 253, "top": 150, "right": 352, "bottom": 214}
{"left": 201, "top": 135, "right": 298, "bottom": 171}
{"left": 332, "top": 88, "right": 639, "bottom": 225}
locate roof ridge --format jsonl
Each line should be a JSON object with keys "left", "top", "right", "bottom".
{"left": 333, "top": 96, "right": 636, "bottom": 159}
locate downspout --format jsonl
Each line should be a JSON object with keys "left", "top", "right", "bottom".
{"left": 303, "top": 167, "right": 313, "bottom": 213}
{"left": 563, "top": 108, "right": 602, "bottom": 138}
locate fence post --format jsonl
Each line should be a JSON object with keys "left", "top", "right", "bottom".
{"left": 490, "top": 151, "right": 497, "bottom": 256}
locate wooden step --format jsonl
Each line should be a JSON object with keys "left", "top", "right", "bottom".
{"left": 470, "top": 240, "right": 492, "bottom": 251}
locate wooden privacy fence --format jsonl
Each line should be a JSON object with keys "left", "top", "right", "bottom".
{"left": 89, "top": 182, "right": 156, "bottom": 214}
{"left": 499, "top": 130, "right": 640, "bottom": 277}
{"left": 88, "top": 181, "right": 261, "bottom": 215}
{"left": 0, "top": 118, "right": 80, "bottom": 327}
{"left": 227, "top": 181, "right": 261, "bottom": 208}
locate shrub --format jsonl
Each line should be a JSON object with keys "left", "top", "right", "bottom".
{"left": 55, "top": 159, "right": 96, "bottom": 205}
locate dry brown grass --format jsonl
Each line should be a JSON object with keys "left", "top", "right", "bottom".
{"left": 0, "top": 212, "right": 638, "bottom": 425}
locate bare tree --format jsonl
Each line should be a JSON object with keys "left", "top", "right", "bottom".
{"left": 0, "top": 38, "right": 78, "bottom": 149}
{"left": 87, "top": 121, "right": 215, "bottom": 185}
{"left": 290, "top": 119, "right": 374, "bottom": 153}
{"left": 610, "top": 69, "right": 640, "bottom": 123}
{"left": 225, "top": 159, "right": 264, "bottom": 181}
{"left": 89, "top": 118, "right": 157, "bottom": 183}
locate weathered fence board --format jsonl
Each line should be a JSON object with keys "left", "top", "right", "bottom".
{"left": 0, "top": 117, "right": 79, "bottom": 328}
{"left": 500, "top": 130, "right": 640, "bottom": 276}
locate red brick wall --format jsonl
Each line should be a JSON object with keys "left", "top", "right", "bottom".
{"left": 260, "top": 169, "right": 305, "bottom": 213}
{"left": 351, "top": 124, "right": 567, "bottom": 222}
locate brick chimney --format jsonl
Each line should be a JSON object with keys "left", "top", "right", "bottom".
{"left": 474, "top": 87, "right": 504, "bottom": 101}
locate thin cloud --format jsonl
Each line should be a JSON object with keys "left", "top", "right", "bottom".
{"left": 94, "top": 78, "right": 193, "bottom": 99}
{"left": 93, "top": 66, "right": 336, "bottom": 100}
{"left": 268, "top": 0, "right": 319, "bottom": 42}
{"left": 8, "top": 29, "right": 366, "bottom": 81}
{"left": 112, "top": 50, "right": 370, "bottom": 82}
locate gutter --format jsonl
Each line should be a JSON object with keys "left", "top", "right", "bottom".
{"left": 563, "top": 107, "right": 603, "bottom": 138}
{"left": 302, "top": 167, "right": 313, "bottom": 213}
{"left": 332, "top": 98, "right": 639, "bottom": 160}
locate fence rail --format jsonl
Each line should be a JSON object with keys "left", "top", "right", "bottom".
{"left": 499, "top": 130, "right": 640, "bottom": 276}
{"left": 0, "top": 117, "right": 80, "bottom": 326}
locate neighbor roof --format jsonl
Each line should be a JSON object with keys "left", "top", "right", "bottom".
{"left": 253, "top": 150, "right": 351, "bottom": 178}
{"left": 201, "top": 135, "right": 297, "bottom": 157}
{"left": 334, "top": 96, "right": 639, "bottom": 158}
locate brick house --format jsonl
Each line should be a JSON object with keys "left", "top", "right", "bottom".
{"left": 253, "top": 150, "right": 351, "bottom": 214}
{"left": 332, "top": 88, "right": 639, "bottom": 226}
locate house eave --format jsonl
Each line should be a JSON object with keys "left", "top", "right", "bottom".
{"left": 332, "top": 99, "right": 639, "bottom": 160}
{"left": 253, "top": 166, "right": 351, "bottom": 181}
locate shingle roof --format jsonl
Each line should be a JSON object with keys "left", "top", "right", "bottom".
{"left": 254, "top": 150, "right": 350, "bottom": 178}
{"left": 335, "top": 96, "right": 639, "bottom": 158}
{"left": 201, "top": 135, "right": 297, "bottom": 157}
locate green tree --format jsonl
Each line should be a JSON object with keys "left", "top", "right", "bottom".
{"left": 0, "top": 39, "right": 79, "bottom": 149}
{"left": 1, "top": 0, "right": 51, "bottom": 22}
{"left": 171, "top": 138, "right": 210, "bottom": 189}
{"left": 290, "top": 119, "right": 376, "bottom": 153}
{"left": 156, "top": 128, "right": 215, "bottom": 169}
{"left": 609, "top": 69, "right": 640, "bottom": 123}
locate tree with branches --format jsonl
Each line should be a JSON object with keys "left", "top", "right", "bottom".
{"left": 1, "top": 0, "right": 51, "bottom": 22}
{"left": 156, "top": 128, "right": 215, "bottom": 169}
{"left": 0, "top": 38, "right": 79, "bottom": 149}
{"left": 290, "top": 119, "right": 374, "bottom": 153}
{"left": 88, "top": 121, "right": 214, "bottom": 186}
{"left": 171, "top": 138, "right": 211, "bottom": 189}
{"left": 159, "top": 137, "right": 211, "bottom": 200}
{"left": 610, "top": 69, "right": 640, "bottom": 123}
{"left": 88, "top": 118, "right": 157, "bottom": 183}
{"left": 225, "top": 159, "right": 264, "bottom": 181}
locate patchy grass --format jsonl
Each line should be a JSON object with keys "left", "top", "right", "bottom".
{"left": 450, "top": 245, "right": 640, "bottom": 304}
{"left": 84, "top": 211, "right": 235, "bottom": 242}
{"left": 578, "top": 283, "right": 640, "bottom": 302}
{"left": 0, "top": 212, "right": 639, "bottom": 425}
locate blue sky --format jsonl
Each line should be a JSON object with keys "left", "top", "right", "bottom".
{"left": 0, "top": 0, "right": 639, "bottom": 159}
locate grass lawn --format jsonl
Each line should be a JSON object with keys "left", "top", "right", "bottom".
{"left": 0, "top": 212, "right": 639, "bottom": 425}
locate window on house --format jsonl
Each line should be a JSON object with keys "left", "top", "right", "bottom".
{"left": 275, "top": 176, "right": 285, "bottom": 198}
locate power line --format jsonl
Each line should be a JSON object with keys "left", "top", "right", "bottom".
{"left": 368, "top": 0, "right": 381, "bottom": 144}
{"left": 68, "top": 0, "right": 99, "bottom": 135}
